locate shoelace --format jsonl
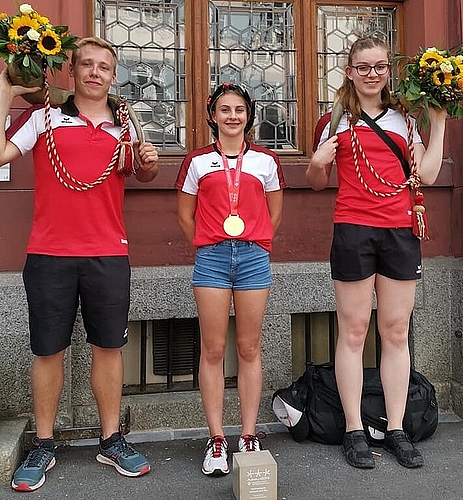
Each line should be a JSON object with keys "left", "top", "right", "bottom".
{"left": 241, "top": 433, "right": 265, "bottom": 451}
{"left": 111, "top": 437, "right": 137, "bottom": 457}
{"left": 209, "top": 436, "right": 227, "bottom": 458}
{"left": 24, "top": 447, "right": 51, "bottom": 468}
{"left": 391, "top": 433, "right": 414, "bottom": 450}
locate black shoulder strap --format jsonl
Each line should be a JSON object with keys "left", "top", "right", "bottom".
{"left": 360, "top": 110, "right": 411, "bottom": 179}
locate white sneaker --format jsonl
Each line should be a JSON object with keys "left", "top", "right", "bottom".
{"left": 238, "top": 434, "right": 263, "bottom": 452}
{"left": 201, "top": 435, "right": 230, "bottom": 476}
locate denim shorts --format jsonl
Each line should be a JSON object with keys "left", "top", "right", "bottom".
{"left": 192, "top": 240, "right": 272, "bottom": 290}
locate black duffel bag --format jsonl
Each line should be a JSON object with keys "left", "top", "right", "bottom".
{"left": 272, "top": 362, "right": 438, "bottom": 445}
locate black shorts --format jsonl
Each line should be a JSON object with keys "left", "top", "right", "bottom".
{"left": 23, "top": 255, "right": 130, "bottom": 356}
{"left": 330, "top": 223, "right": 422, "bottom": 282}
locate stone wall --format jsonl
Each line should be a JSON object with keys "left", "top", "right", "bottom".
{"left": 0, "top": 258, "right": 462, "bottom": 432}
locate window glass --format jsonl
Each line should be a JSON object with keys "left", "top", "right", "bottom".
{"left": 316, "top": 5, "right": 398, "bottom": 117}
{"left": 95, "top": 0, "right": 187, "bottom": 150}
{"left": 209, "top": 1, "right": 297, "bottom": 150}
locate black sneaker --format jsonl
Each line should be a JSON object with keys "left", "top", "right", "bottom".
{"left": 342, "top": 430, "right": 375, "bottom": 469}
{"left": 11, "top": 437, "right": 56, "bottom": 491}
{"left": 384, "top": 429, "right": 424, "bottom": 468}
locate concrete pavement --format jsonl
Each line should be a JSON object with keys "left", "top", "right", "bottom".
{"left": 0, "top": 418, "right": 462, "bottom": 500}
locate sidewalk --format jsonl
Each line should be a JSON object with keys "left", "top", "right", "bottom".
{"left": 1, "top": 419, "right": 462, "bottom": 500}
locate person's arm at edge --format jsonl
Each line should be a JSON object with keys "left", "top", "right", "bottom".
{"left": 0, "top": 68, "right": 40, "bottom": 166}
{"left": 133, "top": 140, "right": 160, "bottom": 182}
{"left": 413, "top": 106, "right": 447, "bottom": 185}
{"left": 177, "top": 191, "right": 197, "bottom": 246}
{"left": 266, "top": 189, "right": 283, "bottom": 234}
{"left": 305, "top": 135, "right": 338, "bottom": 191}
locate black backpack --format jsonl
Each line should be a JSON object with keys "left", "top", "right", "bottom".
{"left": 303, "top": 363, "right": 346, "bottom": 444}
{"left": 361, "top": 367, "right": 438, "bottom": 444}
{"left": 272, "top": 362, "right": 438, "bottom": 445}
{"left": 272, "top": 363, "right": 345, "bottom": 444}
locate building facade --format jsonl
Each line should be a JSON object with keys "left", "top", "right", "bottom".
{"left": 1, "top": 0, "right": 463, "bottom": 435}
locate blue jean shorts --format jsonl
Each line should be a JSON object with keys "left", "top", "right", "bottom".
{"left": 192, "top": 240, "right": 272, "bottom": 290}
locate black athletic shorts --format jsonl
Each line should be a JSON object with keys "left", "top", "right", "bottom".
{"left": 23, "top": 255, "right": 130, "bottom": 356}
{"left": 330, "top": 223, "right": 422, "bottom": 282}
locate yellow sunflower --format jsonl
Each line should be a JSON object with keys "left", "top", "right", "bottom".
{"left": 419, "top": 51, "right": 443, "bottom": 68}
{"left": 0, "top": 12, "right": 8, "bottom": 20}
{"left": 449, "top": 56, "right": 463, "bottom": 76}
{"left": 37, "top": 29, "right": 61, "bottom": 55}
{"left": 32, "top": 13, "right": 50, "bottom": 26}
{"left": 432, "top": 70, "right": 452, "bottom": 86}
{"left": 7, "top": 15, "right": 40, "bottom": 40}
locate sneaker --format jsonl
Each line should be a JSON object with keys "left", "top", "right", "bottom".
{"left": 342, "top": 430, "right": 375, "bottom": 469}
{"left": 11, "top": 437, "right": 56, "bottom": 492}
{"left": 96, "top": 431, "right": 151, "bottom": 477}
{"left": 238, "top": 434, "right": 263, "bottom": 452}
{"left": 201, "top": 435, "right": 230, "bottom": 476}
{"left": 384, "top": 429, "right": 424, "bottom": 468}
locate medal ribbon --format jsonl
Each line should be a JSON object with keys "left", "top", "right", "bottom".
{"left": 217, "top": 140, "right": 245, "bottom": 216}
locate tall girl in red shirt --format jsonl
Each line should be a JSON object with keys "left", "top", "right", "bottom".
{"left": 306, "top": 37, "right": 447, "bottom": 469}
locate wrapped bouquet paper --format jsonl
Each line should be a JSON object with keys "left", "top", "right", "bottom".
{"left": 0, "top": 3, "right": 77, "bottom": 103}
{"left": 394, "top": 46, "right": 463, "bottom": 127}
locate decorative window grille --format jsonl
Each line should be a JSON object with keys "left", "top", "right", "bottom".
{"left": 122, "top": 318, "right": 238, "bottom": 394}
{"left": 209, "top": 1, "right": 297, "bottom": 150}
{"left": 94, "top": 0, "right": 187, "bottom": 150}
{"left": 291, "top": 311, "right": 382, "bottom": 379}
{"left": 316, "top": 5, "right": 399, "bottom": 117}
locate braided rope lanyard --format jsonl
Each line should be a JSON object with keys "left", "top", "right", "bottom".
{"left": 43, "top": 70, "right": 134, "bottom": 192}
{"left": 348, "top": 114, "right": 420, "bottom": 197}
{"left": 348, "top": 110, "right": 428, "bottom": 239}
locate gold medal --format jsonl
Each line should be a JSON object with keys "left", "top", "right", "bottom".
{"left": 223, "top": 215, "right": 245, "bottom": 237}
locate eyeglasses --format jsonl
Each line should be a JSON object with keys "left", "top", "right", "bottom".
{"left": 351, "top": 64, "right": 390, "bottom": 76}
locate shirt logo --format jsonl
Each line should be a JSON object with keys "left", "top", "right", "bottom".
{"left": 210, "top": 161, "right": 221, "bottom": 168}
{"left": 120, "top": 238, "right": 128, "bottom": 245}
{"left": 416, "top": 264, "right": 422, "bottom": 275}
{"left": 61, "top": 117, "right": 73, "bottom": 124}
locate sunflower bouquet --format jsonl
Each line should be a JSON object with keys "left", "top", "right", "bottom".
{"left": 394, "top": 46, "right": 463, "bottom": 125}
{"left": 0, "top": 3, "right": 77, "bottom": 84}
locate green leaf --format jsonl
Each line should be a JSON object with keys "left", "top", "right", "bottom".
{"left": 23, "top": 54, "right": 30, "bottom": 67}
{"left": 29, "top": 57, "right": 42, "bottom": 78}
{"left": 405, "top": 90, "right": 421, "bottom": 101}
{"left": 408, "top": 80, "right": 422, "bottom": 94}
{"left": 429, "top": 96, "right": 441, "bottom": 107}
{"left": 52, "top": 25, "right": 69, "bottom": 34}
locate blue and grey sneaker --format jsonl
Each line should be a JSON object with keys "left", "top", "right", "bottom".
{"left": 11, "top": 437, "right": 56, "bottom": 492}
{"left": 96, "top": 431, "right": 151, "bottom": 477}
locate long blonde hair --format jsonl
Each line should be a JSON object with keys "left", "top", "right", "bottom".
{"left": 336, "top": 37, "right": 392, "bottom": 124}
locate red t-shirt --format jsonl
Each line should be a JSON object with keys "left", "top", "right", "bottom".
{"left": 313, "top": 108, "right": 422, "bottom": 228}
{"left": 175, "top": 142, "right": 286, "bottom": 251}
{"left": 7, "top": 97, "right": 134, "bottom": 256}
